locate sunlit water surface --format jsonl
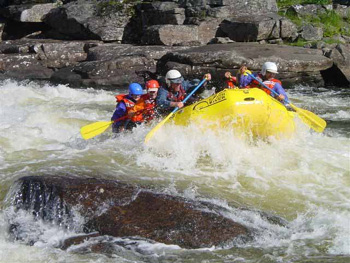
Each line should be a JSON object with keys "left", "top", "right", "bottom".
{"left": 0, "top": 80, "right": 349, "bottom": 263}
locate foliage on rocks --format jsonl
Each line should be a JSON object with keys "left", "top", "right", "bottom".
{"left": 96, "top": 0, "right": 143, "bottom": 17}
{"left": 277, "top": 0, "right": 350, "bottom": 46}
{"left": 284, "top": 9, "right": 349, "bottom": 37}
{"left": 277, "top": 0, "right": 331, "bottom": 9}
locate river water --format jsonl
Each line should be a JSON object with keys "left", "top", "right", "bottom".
{"left": 0, "top": 79, "right": 349, "bottom": 263}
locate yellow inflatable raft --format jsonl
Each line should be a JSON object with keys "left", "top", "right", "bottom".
{"left": 171, "top": 88, "right": 296, "bottom": 138}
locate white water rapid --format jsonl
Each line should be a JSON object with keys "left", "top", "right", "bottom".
{"left": 0, "top": 79, "right": 349, "bottom": 263}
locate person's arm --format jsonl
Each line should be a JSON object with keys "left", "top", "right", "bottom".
{"left": 238, "top": 66, "right": 256, "bottom": 88}
{"left": 111, "top": 102, "right": 127, "bottom": 122}
{"left": 272, "top": 82, "right": 288, "bottom": 104}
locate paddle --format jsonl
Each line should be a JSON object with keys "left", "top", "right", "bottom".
{"left": 144, "top": 78, "right": 208, "bottom": 144}
{"left": 80, "top": 115, "right": 128, "bottom": 140}
{"left": 247, "top": 73, "right": 326, "bottom": 133}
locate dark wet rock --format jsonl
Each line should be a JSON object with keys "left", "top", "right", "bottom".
{"left": 1, "top": 38, "right": 348, "bottom": 87}
{"left": 34, "top": 41, "right": 88, "bottom": 68}
{"left": 86, "top": 44, "right": 188, "bottom": 62}
{"left": 8, "top": 176, "right": 250, "bottom": 249}
{"left": 42, "top": 3, "right": 101, "bottom": 40}
{"left": 326, "top": 44, "right": 350, "bottom": 85}
{"left": 51, "top": 44, "right": 189, "bottom": 88}
{"left": 0, "top": 53, "right": 53, "bottom": 79}
{"left": 41, "top": 1, "right": 137, "bottom": 42}
{"left": 60, "top": 232, "right": 101, "bottom": 250}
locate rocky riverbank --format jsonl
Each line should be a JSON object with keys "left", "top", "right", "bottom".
{"left": 0, "top": 0, "right": 349, "bottom": 88}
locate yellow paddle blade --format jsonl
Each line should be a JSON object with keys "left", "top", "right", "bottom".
{"left": 80, "top": 121, "right": 113, "bottom": 140}
{"left": 144, "top": 113, "right": 174, "bottom": 144}
{"left": 290, "top": 103, "right": 326, "bottom": 133}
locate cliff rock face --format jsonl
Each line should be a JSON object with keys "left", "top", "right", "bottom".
{"left": 0, "top": 0, "right": 294, "bottom": 43}
{"left": 7, "top": 176, "right": 251, "bottom": 249}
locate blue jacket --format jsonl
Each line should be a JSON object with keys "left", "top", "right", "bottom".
{"left": 239, "top": 73, "right": 289, "bottom": 104}
{"left": 111, "top": 95, "right": 136, "bottom": 131}
{"left": 156, "top": 79, "right": 200, "bottom": 112}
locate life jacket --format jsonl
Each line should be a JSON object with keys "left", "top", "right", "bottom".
{"left": 226, "top": 76, "right": 237, "bottom": 89}
{"left": 167, "top": 85, "right": 186, "bottom": 102}
{"left": 261, "top": 79, "right": 282, "bottom": 95}
{"left": 246, "top": 74, "right": 281, "bottom": 95}
{"left": 115, "top": 94, "right": 143, "bottom": 123}
{"left": 246, "top": 73, "right": 263, "bottom": 89}
{"left": 137, "top": 94, "right": 157, "bottom": 122}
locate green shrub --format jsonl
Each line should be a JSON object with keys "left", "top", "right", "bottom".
{"left": 96, "top": 0, "right": 143, "bottom": 17}
{"left": 277, "top": 0, "right": 331, "bottom": 9}
{"left": 283, "top": 6, "right": 348, "bottom": 38}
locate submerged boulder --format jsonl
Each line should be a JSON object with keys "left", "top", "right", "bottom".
{"left": 8, "top": 176, "right": 250, "bottom": 249}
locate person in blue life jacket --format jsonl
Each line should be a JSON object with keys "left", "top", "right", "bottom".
{"left": 111, "top": 83, "right": 144, "bottom": 133}
{"left": 238, "top": 62, "right": 289, "bottom": 104}
{"left": 156, "top": 69, "right": 211, "bottom": 114}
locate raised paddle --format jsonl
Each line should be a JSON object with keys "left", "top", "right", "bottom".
{"left": 247, "top": 73, "right": 326, "bottom": 133}
{"left": 144, "top": 78, "right": 208, "bottom": 144}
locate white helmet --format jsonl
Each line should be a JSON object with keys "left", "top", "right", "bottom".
{"left": 165, "top": 69, "right": 183, "bottom": 86}
{"left": 261, "top": 62, "right": 278, "bottom": 76}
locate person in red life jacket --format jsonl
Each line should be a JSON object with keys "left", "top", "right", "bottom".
{"left": 238, "top": 62, "right": 289, "bottom": 104}
{"left": 135, "top": 79, "right": 160, "bottom": 122}
{"left": 111, "top": 83, "right": 144, "bottom": 133}
{"left": 156, "top": 69, "right": 211, "bottom": 113}
{"left": 224, "top": 71, "right": 238, "bottom": 89}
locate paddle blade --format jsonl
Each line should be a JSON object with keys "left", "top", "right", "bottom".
{"left": 144, "top": 113, "right": 174, "bottom": 144}
{"left": 80, "top": 121, "right": 113, "bottom": 140}
{"left": 291, "top": 104, "right": 326, "bottom": 133}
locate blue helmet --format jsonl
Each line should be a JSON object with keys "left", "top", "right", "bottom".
{"left": 129, "top": 83, "right": 143, "bottom": 95}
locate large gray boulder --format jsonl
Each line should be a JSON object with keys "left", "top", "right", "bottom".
{"left": 34, "top": 41, "right": 88, "bottom": 68}
{"left": 329, "top": 44, "right": 350, "bottom": 83}
{"left": 300, "top": 24, "right": 323, "bottom": 41}
{"left": 219, "top": 13, "right": 298, "bottom": 42}
{"left": 43, "top": 1, "right": 133, "bottom": 42}
{"left": 0, "top": 53, "right": 53, "bottom": 79}
{"left": 141, "top": 24, "right": 199, "bottom": 46}
{"left": 141, "top": 1, "right": 186, "bottom": 25}
{"left": 1, "top": 3, "right": 57, "bottom": 22}
{"left": 220, "top": 14, "right": 280, "bottom": 42}
{"left": 7, "top": 176, "right": 251, "bottom": 249}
